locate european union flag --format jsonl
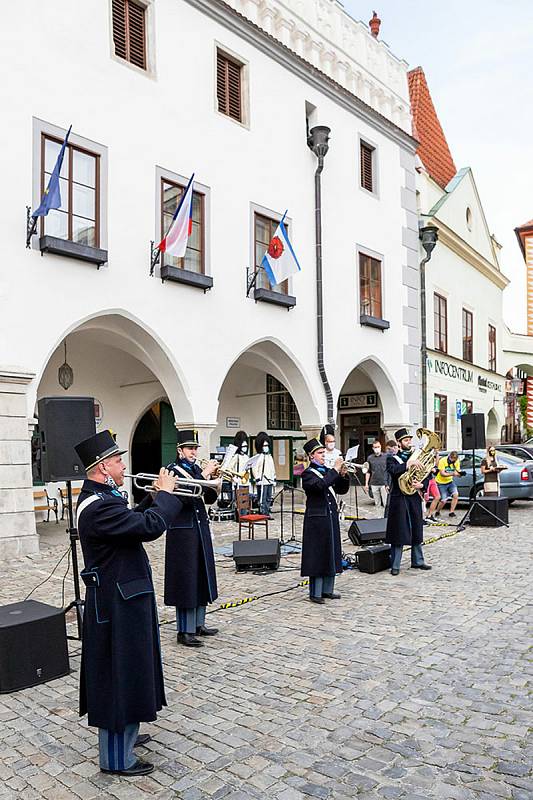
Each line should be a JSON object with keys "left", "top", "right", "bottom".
{"left": 32, "top": 125, "right": 72, "bottom": 218}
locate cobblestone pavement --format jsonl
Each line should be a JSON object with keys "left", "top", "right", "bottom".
{"left": 1, "top": 490, "right": 532, "bottom": 800}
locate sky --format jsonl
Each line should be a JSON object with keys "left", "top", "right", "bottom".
{"left": 343, "top": 0, "right": 533, "bottom": 332}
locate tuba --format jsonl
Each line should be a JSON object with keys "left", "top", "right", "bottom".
{"left": 399, "top": 428, "right": 441, "bottom": 495}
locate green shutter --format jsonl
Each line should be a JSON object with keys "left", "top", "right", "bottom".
{"left": 160, "top": 401, "right": 177, "bottom": 467}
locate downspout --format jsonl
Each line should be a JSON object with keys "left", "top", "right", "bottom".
{"left": 308, "top": 125, "right": 334, "bottom": 424}
{"left": 419, "top": 225, "right": 439, "bottom": 428}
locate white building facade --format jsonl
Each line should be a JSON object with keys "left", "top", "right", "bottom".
{"left": 0, "top": 0, "right": 420, "bottom": 558}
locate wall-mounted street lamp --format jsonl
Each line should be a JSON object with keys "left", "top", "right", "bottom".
{"left": 419, "top": 224, "right": 439, "bottom": 427}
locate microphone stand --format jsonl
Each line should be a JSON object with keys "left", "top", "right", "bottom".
{"left": 63, "top": 480, "right": 84, "bottom": 640}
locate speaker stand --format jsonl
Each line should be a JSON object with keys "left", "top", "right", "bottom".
{"left": 63, "top": 481, "right": 84, "bottom": 640}
{"left": 455, "top": 449, "right": 509, "bottom": 532}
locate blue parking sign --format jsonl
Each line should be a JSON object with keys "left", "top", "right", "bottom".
{"left": 456, "top": 400, "right": 462, "bottom": 420}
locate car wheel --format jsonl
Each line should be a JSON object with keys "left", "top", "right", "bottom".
{"left": 507, "top": 499, "right": 515, "bottom": 506}
{"left": 470, "top": 485, "right": 484, "bottom": 500}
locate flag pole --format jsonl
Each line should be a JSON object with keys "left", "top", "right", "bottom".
{"left": 150, "top": 172, "right": 195, "bottom": 277}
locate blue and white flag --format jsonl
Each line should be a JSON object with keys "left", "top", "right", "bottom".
{"left": 32, "top": 125, "right": 72, "bottom": 219}
{"left": 261, "top": 211, "right": 301, "bottom": 287}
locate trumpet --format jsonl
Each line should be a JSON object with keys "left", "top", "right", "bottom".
{"left": 125, "top": 472, "right": 220, "bottom": 497}
{"left": 342, "top": 461, "right": 369, "bottom": 475}
{"left": 197, "top": 458, "right": 248, "bottom": 483}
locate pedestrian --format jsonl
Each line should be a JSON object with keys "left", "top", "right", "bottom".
{"left": 300, "top": 437, "right": 350, "bottom": 603}
{"left": 75, "top": 429, "right": 182, "bottom": 776}
{"left": 164, "top": 429, "right": 220, "bottom": 647}
{"left": 364, "top": 439, "right": 388, "bottom": 515}
{"left": 385, "top": 427, "right": 432, "bottom": 575}
{"left": 428, "top": 451, "right": 462, "bottom": 519}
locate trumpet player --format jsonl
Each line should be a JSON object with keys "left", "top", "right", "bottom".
{"left": 385, "top": 428, "right": 432, "bottom": 576}
{"left": 301, "top": 437, "right": 350, "bottom": 604}
{"left": 164, "top": 430, "right": 220, "bottom": 647}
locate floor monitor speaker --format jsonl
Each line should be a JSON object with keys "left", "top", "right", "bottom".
{"left": 0, "top": 600, "right": 70, "bottom": 693}
{"left": 357, "top": 544, "right": 391, "bottom": 574}
{"left": 348, "top": 518, "right": 387, "bottom": 546}
{"left": 232, "top": 539, "right": 281, "bottom": 571}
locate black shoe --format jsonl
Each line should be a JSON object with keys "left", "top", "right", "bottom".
{"left": 412, "top": 564, "right": 432, "bottom": 570}
{"left": 322, "top": 592, "right": 341, "bottom": 599}
{"left": 134, "top": 734, "right": 151, "bottom": 747}
{"left": 390, "top": 569, "right": 400, "bottom": 576}
{"left": 422, "top": 519, "right": 429, "bottom": 526}
{"left": 177, "top": 632, "right": 203, "bottom": 647}
{"left": 196, "top": 625, "right": 219, "bottom": 636}
{"left": 309, "top": 596, "right": 325, "bottom": 604}
{"left": 449, "top": 512, "right": 456, "bottom": 518}
{"left": 101, "top": 759, "right": 154, "bottom": 776}
{"left": 435, "top": 511, "right": 440, "bottom": 517}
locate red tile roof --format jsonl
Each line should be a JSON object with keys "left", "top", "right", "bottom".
{"left": 408, "top": 67, "right": 456, "bottom": 189}
{"left": 515, "top": 219, "right": 533, "bottom": 260}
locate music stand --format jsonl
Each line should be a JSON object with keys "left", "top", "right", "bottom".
{"left": 455, "top": 450, "right": 509, "bottom": 532}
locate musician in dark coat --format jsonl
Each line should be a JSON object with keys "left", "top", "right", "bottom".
{"left": 385, "top": 427, "right": 432, "bottom": 575}
{"left": 74, "top": 430, "right": 183, "bottom": 777}
{"left": 300, "top": 437, "right": 350, "bottom": 604}
{"left": 164, "top": 429, "right": 219, "bottom": 647}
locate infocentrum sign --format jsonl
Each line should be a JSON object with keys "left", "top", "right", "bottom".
{"left": 427, "top": 356, "right": 503, "bottom": 392}
{"left": 427, "top": 356, "right": 473, "bottom": 383}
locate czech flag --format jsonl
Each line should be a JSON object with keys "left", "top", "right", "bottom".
{"left": 158, "top": 173, "right": 194, "bottom": 257}
{"left": 261, "top": 211, "right": 302, "bottom": 287}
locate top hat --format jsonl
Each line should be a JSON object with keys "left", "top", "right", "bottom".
{"left": 319, "top": 424, "right": 335, "bottom": 446}
{"left": 75, "top": 429, "right": 127, "bottom": 472}
{"left": 304, "top": 437, "right": 325, "bottom": 457}
{"left": 176, "top": 429, "right": 200, "bottom": 448}
{"left": 255, "top": 431, "right": 272, "bottom": 453}
{"left": 394, "top": 427, "right": 412, "bottom": 442}
{"left": 233, "top": 430, "right": 248, "bottom": 448}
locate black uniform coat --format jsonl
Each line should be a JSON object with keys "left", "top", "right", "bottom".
{"left": 301, "top": 465, "right": 350, "bottom": 577}
{"left": 77, "top": 479, "right": 182, "bottom": 732}
{"left": 163, "top": 460, "right": 218, "bottom": 608}
{"left": 385, "top": 453, "right": 424, "bottom": 546}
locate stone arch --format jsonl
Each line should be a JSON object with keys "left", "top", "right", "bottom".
{"left": 31, "top": 309, "right": 193, "bottom": 424}
{"left": 216, "top": 338, "right": 322, "bottom": 428}
{"left": 337, "top": 356, "right": 403, "bottom": 423}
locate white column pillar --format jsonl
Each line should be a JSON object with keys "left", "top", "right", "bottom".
{"left": 174, "top": 422, "right": 218, "bottom": 456}
{"left": 0, "top": 369, "right": 39, "bottom": 560}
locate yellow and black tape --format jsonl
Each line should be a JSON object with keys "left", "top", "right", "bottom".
{"left": 298, "top": 579, "right": 309, "bottom": 587}
{"left": 219, "top": 596, "right": 258, "bottom": 609}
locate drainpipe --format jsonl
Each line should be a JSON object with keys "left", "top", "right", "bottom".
{"left": 419, "top": 224, "right": 439, "bottom": 427}
{"left": 308, "top": 125, "right": 334, "bottom": 424}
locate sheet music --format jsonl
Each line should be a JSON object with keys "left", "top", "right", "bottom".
{"left": 344, "top": 445, "right": 359, "bottom": 462}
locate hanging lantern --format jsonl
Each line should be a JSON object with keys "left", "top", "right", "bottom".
{"left": 58, "top": 340, "right": 74, "bottom": 391}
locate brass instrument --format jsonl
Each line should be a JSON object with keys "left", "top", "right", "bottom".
{"left": 197, "top": 458, "right": 248, "bottom": 483}
{"left": 342, "top": 461, "right": 369, "bottom": 475}
{"left": 398, "top": 427, "right": 441, "bottom": 495}
{"left": 125, "top": 472, "right": 220, "bottom": 497}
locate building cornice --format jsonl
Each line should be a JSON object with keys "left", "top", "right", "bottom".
{"left": 0, "top": 368, "right": 36, "bottom": 385}
{"left": 427, "top": 217, "right": 509, "bottom": 291}
{"left": 184, "top": 0, "right": 418, "bottom": 153}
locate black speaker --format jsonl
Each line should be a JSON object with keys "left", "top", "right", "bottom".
{"left": 0, "top": 600, "right": 70, "bottom": 693}
{"left": 469, "top": 496, "right": 509, "bottom": 527}
{"left": 461, "top": 413, "right": 486, "bottom": 450}
{"left": 348, "top": 518, "right": 387, "bottom": 546}
{"left": 357, "top": 544, "right": 391, "bottom": 574}
{"left": 38, "top": 397, "right": 96, "bottom": 482}
{"left": 232, "top": 539, "right": 281, "bottom": 571}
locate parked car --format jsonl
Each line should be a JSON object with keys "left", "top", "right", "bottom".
{"left": 438, "top": 450, "right": 533, "bottom": 502}
{"left": 497, "top": 444, "right": 533, "bottom": 461}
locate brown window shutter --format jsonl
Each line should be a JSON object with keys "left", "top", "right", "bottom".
{"left": 217, "top": 51, "right": 242, "bottom": 122}
{"left": 112, "top": 0, "right": 127, "bottom": 61}
{"left": 126, "top": 1, "right": 146, "bottom": 69}
{"left": 360, "top": 142, "right": 373, "bottom": 192}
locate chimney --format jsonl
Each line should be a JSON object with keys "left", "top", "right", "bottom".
{"left": 369, "top": 10, "right": 381, "bottom": 38}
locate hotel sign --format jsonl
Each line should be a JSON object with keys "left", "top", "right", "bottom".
{"left": 478, "top": 376, "right": 502, "bottom": 392}
{"left": 339, "top": 392, "right": 378, "bottom": 409}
